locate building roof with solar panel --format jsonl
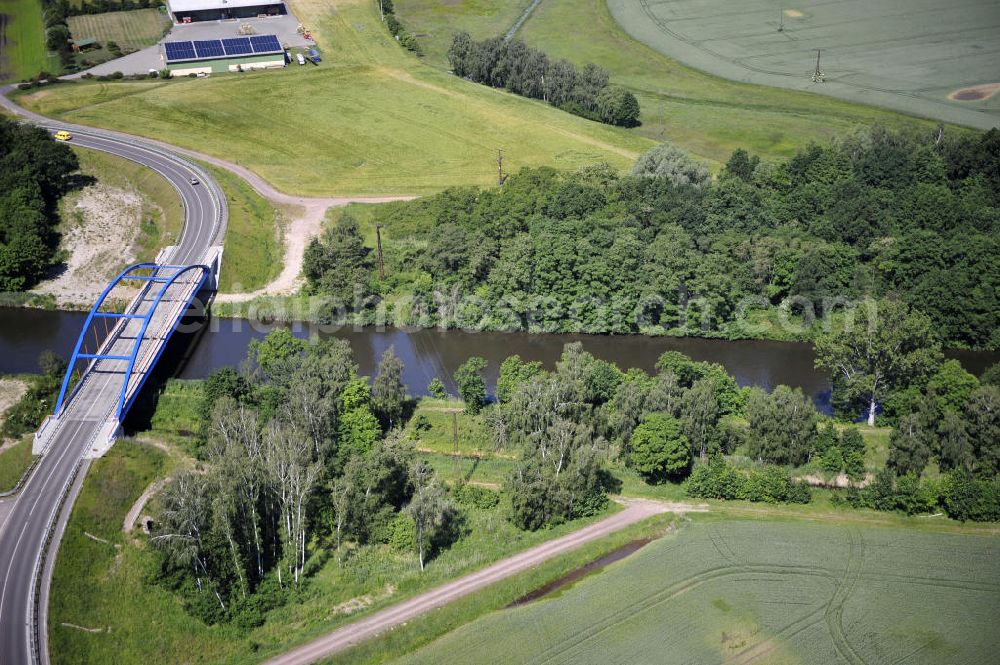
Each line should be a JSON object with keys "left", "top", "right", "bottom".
{"left": 163, "top": 33, "right": 287, "bottom": 75}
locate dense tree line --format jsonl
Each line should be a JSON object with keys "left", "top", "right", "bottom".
{"left": 151, "top": 332, "right": 461, "bottom": 627}
{"left": 447, "top": 32, "right": 639, "bottom": 127}
{"left": 308, "top": 126, "right": 1000, "bottom": 350}
{"left": 0, "top": 118, "right": 78, "bottom": 290}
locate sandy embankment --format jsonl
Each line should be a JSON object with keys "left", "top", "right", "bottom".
{"left": 32, "top": 183, "right": 145, "bottom": 307}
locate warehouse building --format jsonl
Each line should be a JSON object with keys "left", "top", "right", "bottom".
{"left": 163, "top": 34, "right": 286, "bottom": 76}
{"left": 167, "top": 0, "right": 286, "bottom": 23}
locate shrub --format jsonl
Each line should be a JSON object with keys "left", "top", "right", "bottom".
{"left": 453, "top": 482, "right": 500, "bottom": 510}
{"left": 686, "top": 456, "right": 811, "bottom": 504}
{"left": 427, "top": 377, "right": 447, "bottom": 399}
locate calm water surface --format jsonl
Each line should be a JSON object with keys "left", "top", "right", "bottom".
{"left": 1, "top": 308, "right": 996, "bottom": 413}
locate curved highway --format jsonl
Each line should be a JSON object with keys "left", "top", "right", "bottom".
{"left": 0, "top": 86, "right": 227, "bottom": 665}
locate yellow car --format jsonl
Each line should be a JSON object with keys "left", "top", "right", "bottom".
{"left": 54, "top": 130, "right": 72, "bottom": 141}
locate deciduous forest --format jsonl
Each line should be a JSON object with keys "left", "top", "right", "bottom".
{"left": 305, "top": 126, "right": 1000, "bottom": 349}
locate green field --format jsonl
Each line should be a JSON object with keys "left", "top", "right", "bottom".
{"left": 67, "top": 9, "right": 170, "bottom": 51}
{"left": 396, "top": 0, "right": 954, "bottom": 165}
{"left": 0, "top": 0, "right": 56, "bottom": 81}
{"left": 608, "top": 0, "right": 1000, "bottom": 130}
{"left": 404, "top": 398, "right": 497, "bottom": 458}
{"left": 396, "top": 518, "right": 1000, "bottom": 665}
{"left": 391, "top": 0, "right": 534, "bottom": 64}
{"left": 14, "top": 0, "right": 650, "bottom": 197}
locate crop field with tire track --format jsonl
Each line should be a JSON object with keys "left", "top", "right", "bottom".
{"left": 608, "top": 0, "right": 1000, "bottom": 129}
{"left": 394, "top": 519, "right": 1000, "bottom": 665}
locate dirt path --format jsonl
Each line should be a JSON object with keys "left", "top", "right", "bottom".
{"left": 129, "top": 140, "right": 417, "bottom": 301}
{"left": 214, "top": 194, "right": 413, "bottom": 302}
{"left": 123, "top": 476, "right": 171, "bottom": 534}
{"left": 263, "top": 498, "right": 699, "bottom": 665}
{"left": 143, "top": 143, "right": 416, "bottom": 302}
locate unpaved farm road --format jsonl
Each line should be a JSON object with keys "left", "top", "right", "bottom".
{"left": 264, "top": 498, "right": 704, "bottom": 665}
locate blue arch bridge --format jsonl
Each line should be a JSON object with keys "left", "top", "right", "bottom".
{"left": 34, "top": 249, "right": 221, "bottom": 458}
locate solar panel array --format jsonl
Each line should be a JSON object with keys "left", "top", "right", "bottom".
{"left": 164, "top": 34, "right": 284, "bottom": 62}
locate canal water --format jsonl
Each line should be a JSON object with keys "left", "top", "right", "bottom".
{"left": 1, "top": 307, "right": 996, "bottom": 412}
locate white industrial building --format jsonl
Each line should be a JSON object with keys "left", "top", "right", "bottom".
{"left": 166, "top": 0, "right": 287, "bottom": 23}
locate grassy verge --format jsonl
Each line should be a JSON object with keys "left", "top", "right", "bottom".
{"left": 201, "top": 163, "right": 284, "bottom": 293}
{"left": 12, "top": 0, "right": 650, "bottom": 197}
{"left": 396, "top": 0, "right": 954, "bottom": 165}
{"left": 0, "top": 436, "right": 34, "bottom": 491}
{"left": 0, "top": 0, "right": 57, "bottom": 82}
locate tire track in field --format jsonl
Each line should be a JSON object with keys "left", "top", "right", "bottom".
{"left": 529, "top": 562, "right": 839, "bottom": 665}
{"left": 824, "top": 528, "right": 868, "bottom": 665}
{"left": 729, "top": 529, "right": 863, "bottom": 665}
{"left": 707, "top": 524, "right": 737, "bottom": 564}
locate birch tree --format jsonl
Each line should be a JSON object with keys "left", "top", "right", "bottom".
{"left": 373, "top": 345, "right": 406, "bottom": 429}
{"left": 405, "top": 465, "right": 453, "bottom": 571}
{"left": 264, "top": 422, "right": 320, "bottom": 587}
{"left": 814, "top": 299, "right": 941, "bottom": 426}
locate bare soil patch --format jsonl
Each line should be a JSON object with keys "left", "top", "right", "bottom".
{"left": 32, "top": 183, "right": 145, "bottom": 307}
{"left": 949, "top": 83, "right": 1000, "bottom": 101}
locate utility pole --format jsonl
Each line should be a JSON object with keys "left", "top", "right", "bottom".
{"left": 811, "top": 49, "right": 824, "bottom": 83}
{"left": 778, "top": 8, "right": 784, "bottom": 32}
{"left": 497, "top": 148, "right": 506, "bottom": 186}
{"left": 379, "top": 0, "right": 384, "bottom": 21}
{"left": 375, "top": 224, "right": 385, "bottom": 280}
{"left": 452, "top": 412, "right": 459, "bottom": 477}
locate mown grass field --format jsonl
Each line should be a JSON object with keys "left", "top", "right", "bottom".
{"left": 0, "top": 0, "right": 56, "bottom": 81}
{"left": 67, "top": 9, "right": 170, "bottom": 51}
{"left": 395, "top": 0, "right": 953, "bottom": 165}
{"left": 67, "top": 146, "right": 184, "bottom": 263}
{"left": 395, "top": 518, "right": 1000, "bottom": 665}
{"left": 403, "top": 398, "right": 497, "bottom": 458}
{"left": 14, "top": 0, "right": 650, "bottom": 197}
{"left": 391, "top": 0, "right": 533, "bottom": 64}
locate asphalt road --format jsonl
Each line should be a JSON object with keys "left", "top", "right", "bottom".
{"left": 0, "top": 86, "right": 226, "bottom": 665}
